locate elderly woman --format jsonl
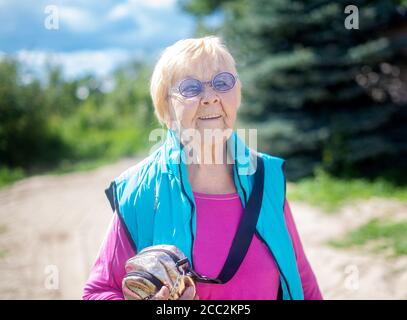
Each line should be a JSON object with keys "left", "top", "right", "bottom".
{"left": 83, "top": 36, "right": 322, "bottom": 300}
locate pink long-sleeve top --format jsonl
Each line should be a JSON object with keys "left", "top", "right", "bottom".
{"left": 83, "top": 192, "right": 322, "bottom": 300}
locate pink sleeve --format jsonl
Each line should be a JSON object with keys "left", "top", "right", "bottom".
{"left": 82, "top": 213, "right": 136, "bottom": 300}
{"left": 284, "top": 199, "right": 323, "bottom": 300}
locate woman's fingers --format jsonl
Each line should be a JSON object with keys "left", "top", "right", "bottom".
{"left": 122, "top": 285, "right": 143, "bottom": 300}
{"left": 178, "top": 276, "right": 198, "bottom": 300}
{"left": 178, "top": 286, "right": 196, "bottom": 300}
{"left": 150, "top": 279, "right": 198, "bottom": 300}
{"left": 151, "top": 285, "right": 170, "bottom": 300}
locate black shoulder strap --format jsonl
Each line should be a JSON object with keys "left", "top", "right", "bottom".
{"left": 216, "top": 155, "right": 264, "bottom": 283}
{"left": 105, "top": 181, "right": 116, "bottom": 212}
{"left": 187, "top": 156, "right": 265, "bottom": 285}
{"left": 277, "top": 282, "right": 283, "bottom": 300}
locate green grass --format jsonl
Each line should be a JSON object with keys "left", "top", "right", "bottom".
{"left": 288, "top": 167, "right": 407, "bottom": 213}
{"left": 0, "top": 224, "right": 7, "bottom": 234}
{"left": 48, "top": 124, "right": 152, "bottom": 176}
{"left": 0, "top": 225, "right": 7, "bottom": 259}
{"left": 0, "top": 122, "right": 155, "bottom": 188}
{"left": 0, "top": 250, "right": 7, "bottom": 259}
{"left": 329, "top": 218, "right": 407, "bottom": 257}
{"left": 0, "top": 150, "right": 146, "bottom": 188}
{"left": 48, "top": 157, "right": 121, "bottom": 175}
{"left": 0, "top": 167, "right": 25, "bottom": 189}
{"left": 0, "top": 160, "right": 114, "bottom": 189}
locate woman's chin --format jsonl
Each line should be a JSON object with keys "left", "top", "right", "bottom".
{"left": 197, "top": 125, "right": 227, "bottom": 136}
{"left": 196, "top": 117, "right": 226, "bottom": 131}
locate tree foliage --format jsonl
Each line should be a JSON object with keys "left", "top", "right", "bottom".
{"left": 180, "top": 0, "right": 407, "bottom": 182}
{"left": 0, "top": 58, "right": 158, "bottom": 174}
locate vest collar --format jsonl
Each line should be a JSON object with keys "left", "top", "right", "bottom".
{"left": 159, "top": 128, "right": 258, "bottom": 205}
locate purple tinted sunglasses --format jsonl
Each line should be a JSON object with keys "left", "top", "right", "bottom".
{"left": 171, "top": 72, "right": 238, "bottom": 98}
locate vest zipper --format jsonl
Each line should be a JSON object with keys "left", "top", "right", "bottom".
{"left": 234, "top": 141, "right": 247, "bottom": 205}
{"left": 110, "top": 181, "right": 138, "bottom": 254}
{"left": 140, "top": 248, "right": 182, "bottom": 265}
{"left": 177, "top": 160, "right": 196, "bottom": 269}
{"left": 255, "top": 230, "right": 293, "bottom": 300}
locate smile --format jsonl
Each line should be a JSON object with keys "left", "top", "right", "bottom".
{"left": 198, "top": 114, "right": 222, "bottom": 120}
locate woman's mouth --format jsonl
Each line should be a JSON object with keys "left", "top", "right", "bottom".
{"left": 198, "top": 114, "right": 222, "bottom": 120}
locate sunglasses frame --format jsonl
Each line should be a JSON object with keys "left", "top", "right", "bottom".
{"left": 170, "top": 71, "right": 239, "bottom": 98}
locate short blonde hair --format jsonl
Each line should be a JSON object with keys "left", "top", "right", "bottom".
{"left": 150, "top": 36, "right": 239, "bottom": 126}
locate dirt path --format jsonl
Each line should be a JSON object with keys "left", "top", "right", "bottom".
{"left": 0, "top": 158, "right": 137, "bottom": 299}
{"left": 0, "top": 158, "right": 406, "bottom": 299}
{"left": 289, "top": 199, "right": 407, "bottom": 299}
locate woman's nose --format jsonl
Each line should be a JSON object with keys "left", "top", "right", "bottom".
{"left": 201, "top": 88, "right": 219, "bottom": 105}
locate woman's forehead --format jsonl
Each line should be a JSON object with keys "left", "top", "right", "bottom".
{"left": 172, "top": 64, "right": 235, "bottom": 83}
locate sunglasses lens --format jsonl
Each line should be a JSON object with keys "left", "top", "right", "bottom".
{"left": 179, "top": 79, "right": 202, "bottom": 97}
{"left": 213, "top": 72, "right": 236, "bottom": 92}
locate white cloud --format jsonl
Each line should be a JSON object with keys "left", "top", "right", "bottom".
{"left": 1, "top": 1, "right": 194, "bottom": 62}
{"left": 59, "top": 6, "right": 100, "bottom": 33}
{"left": 107, "top": 3, "right": 130, "bottom": 21}
{"left": 129, "top": 0, "right": 176, "bottom": 10}
{"left": 148, "top": 0, "right": 176, "bottom": 9}
{"left": 0, "top": 0, "right": 10, "bottom": 7}
{"left": 107, "top": 0, "right": 189, "bottom": 41}
{"left": 15, "top": 49, "right": 137, "bottom": 79}
{"left": 107, "top": 0, "right": 177, "bottom": 22}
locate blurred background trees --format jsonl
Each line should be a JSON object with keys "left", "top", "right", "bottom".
{"left": 0, "top": 0, "right": 406, "bottom": 186}
{"left": 0, "top": 58, "right": 157, "bottom": 184}
{"left": 0, "top": 59, "right": 68, "bottom": 170}
{"left": 180, "top": 0, "right": 407, "bottom": 182}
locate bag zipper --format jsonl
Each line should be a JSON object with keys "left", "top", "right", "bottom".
{"left": 139, "top": 248, "right": 185, "bottom": 266}
{"left": 124, "top": 270, "right": 164, "bottom": 292}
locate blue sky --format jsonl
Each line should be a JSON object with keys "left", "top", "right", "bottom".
{"left": 0, "top": 0, "right": 210, "bottom": 78}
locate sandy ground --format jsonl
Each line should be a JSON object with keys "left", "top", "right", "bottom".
{"left": 0, "top": 158, "right": 406, "bottom": 300}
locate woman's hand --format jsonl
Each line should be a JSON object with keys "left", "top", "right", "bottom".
{"left": 150, "top": 282, "right": 199, "bottom": 300}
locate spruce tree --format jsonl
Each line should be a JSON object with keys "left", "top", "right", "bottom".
{"left": 180, "top": 0, "right": 407, "bottom": 181}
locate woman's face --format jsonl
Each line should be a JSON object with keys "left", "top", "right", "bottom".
{"left": 168, "top": 67, "right": 241, "bottom": 142}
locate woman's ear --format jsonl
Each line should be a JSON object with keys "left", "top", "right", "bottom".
{"left": 165, "top": 102, "right": 180, "bottom": 131}
{"left": 163, "top": 108, "right": 172, "bottom": 129}
{"left": 236, "top": 79, "right": 242, "bottom": 110}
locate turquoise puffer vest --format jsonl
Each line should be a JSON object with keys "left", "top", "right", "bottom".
{"left": 105, "top": 129, "right": 304, "bottom": 300}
